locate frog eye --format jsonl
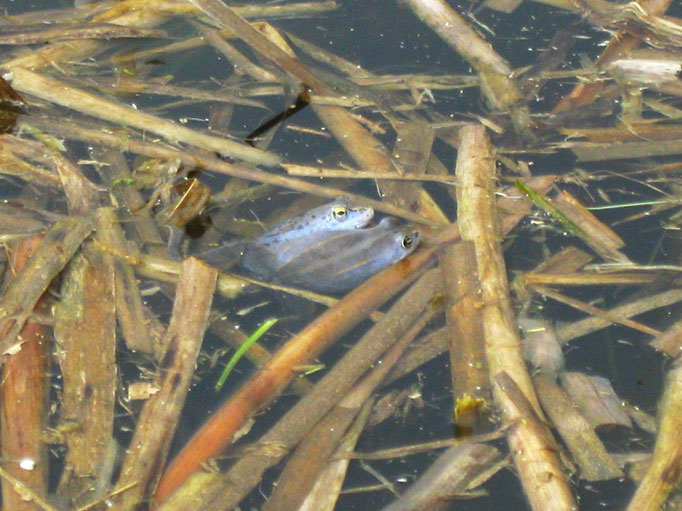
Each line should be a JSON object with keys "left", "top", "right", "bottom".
{"left": 332, "top": 207, "right": 348, "bottom": 220}
{"left": 401, "top": 235, "right": 413, "bottom": 249}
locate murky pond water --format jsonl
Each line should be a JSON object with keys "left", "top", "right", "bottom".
{"left": 1, "top": 1, "right": 681, "bottom": 510}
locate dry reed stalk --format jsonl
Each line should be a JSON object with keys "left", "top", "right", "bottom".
{"left": 1, "top": 0, "right": 194, "bottom": 71}
{"left": 0, "top": 236, "right": 49, "bottom": 511}
{"left": 98, "top": 78, "right": 266, "bottom": 108}
{"left": 456, "top": 125, "right": 540, "bottom": 412}
{"left": 378, "top": 119, "right": 449, "bottom": 223}
{"left": 381, "top": 443, "right": 505, "bottom": 511}
{"left": 0, "top": 215, "right": 94, "bottom": 357}
{"left": 7, "top": 4, "right": 92, "bottom": 24}
{"left": 50, "top": 153, "right": 100, "bottom": 216}
{"left": 97, "top": 208, "right": 157, "bottom": 354}
{"left": 523, "top": 271, "right": 682, "bottom": 287}
{"left": 8, "top": 68, "right": 279, "bottom": 167}
{"left": 104, "top": 2, "right": 337, "bottom": 68}
{"left": 297, "top": 399, "right": 374, "bottom": 511}
{"left": 0, "top": 23, "right": 166, "bottom": 45}
{"left": 568, "top": 138, "right": 682, "bottom": 162}
{"left": 154, "top": 267, "right": 441, "bottom": 505}
{"left": 533, "top": 373, "right": 622, "bottom": 481}
{"left": 53, "top": 212, "right": 117, "bottom": 507}
{"left": 188, "top": 0, "right": 330, "bottom": 92}
{"left": 388, "top": 176, "right": 557, "bottom": 386}
{"left": 232, "top": 0, "right": 339, "bottom": 18}
{"left": 551, "top": 191, "right": 628, "bottom": 262}
{"left": 126, "top": 252, "right": 245, "bottom": 300}
{"left": 349, "top": 430, "right": 506, "bottom": 462}
{"left": 555, "top": 288, "right": 682, "bottom": 344}
{"left": 440, "top": 240, "right": 489, "bottom": 431}
{"left": 0, "top": 467, "right": 57, "bottom": 511}
{"left": 401, "top": 0, "right": 530, "bottom": 135}
{"left": 493, "top": 372, "right": 577, "bottom": 511}
{"left": 455, "top": 124, "right": 576, "bottom": 511}
{"left": 114, "top": 257, "right": 217, "bottom": 509}
{"left": 552, "top": 0, "right": 673, "bottom": 112}
{"left": 535, "top": 285, "right": 662, "bottom": 336}
{"left": 263, "top": 306, "right": 438, "bottom": 511}
{"left": 282, "top": 164, "right": 459, "bottom": 184}
{"left": 384, "top": 327, "right": 449, "bottom": 385}
{"left": 0, "top": 137, "right": 61, "bottom": 188}
{"left": 20, "top": 117, "right": 435, "bottom": 226}
{"left": 0, "top": 135, "right": 99, "bottom": 215}
{"left": 561, "top": 123, "right": 682, "bottom": 143}
{"left": 198, "top": 23, "right": 280, "bottom": 83}
{"left": 0, "top": 207, "right": 47, "bottom": 242}
{"left": 626, "top": 361, "right": 682, "bottom": 511}
{"left": 513, "top": 246, "right": 594, "bottom": 300}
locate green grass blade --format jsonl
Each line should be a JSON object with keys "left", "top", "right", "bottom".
{"left": 215, "top": 318, "right": 278, "bottom": 391}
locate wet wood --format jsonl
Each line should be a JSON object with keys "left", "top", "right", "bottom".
{"left": 551, "top": 191, "right": 628, "bottom": 262}
{"left": 0, "top": 136, "right": 61, "bottom": 188}
{"left": 97, "top": 208, "right": 158, "bottom": 354}
{"left": 441, "top": 240, "right": 490, "bottom": 431}
{"left": 114, "top": 257, "right": 217, "bottom": 509}
{"left": 53, "top": 212, "right": 117, "bottom": 507}
{"left": 535, "top": 285, "right": 661, "bottom": 337}
{"left": 494, "top": 372, "right": 577, "bottom": 511}
{"left": 456, "top": 125, "right": 540, "bottom": 411}
{"left": 533, "top": 372, "right": 623, "bottom": 481}
{"left": 282, "top": 164, "right": 459, "bottom": 184}
{"left": 0, "top": 215, "right": 95, "bottom": 357}
{"left": 555, "top": 289, "right": 682, "bottom": 344}
{"left": 0, "top": 23, "right": 166, "bottom": 44}
{"left": 189, "top": 0, "right": 400, "bottom": 184}
{"left": 0, "top": 236, "right": 49, "bottom": 511}
{"left": 154, "top": 174, "right": 553, "bottom": 505}
{"left": 1, "top": 1, "right": 677, "bottom": 507}
{"left": 264, "top": 306, "right": 437, "bottom": 511}
{"left": 8, "top": 68, "right": 279, "bottom": 167}
{"left": 626, "top": 361, "right": 682, "bottom": 511}
{"left": 455, "top": 124, "right": 575, "bottom": 511}
{"left": 379, "top": 119, "right": 449, "bottom": 223}
{"left": 381, "top": 443, "right": 505, "bottom": 511}
{"left": 298, "top": 399, "right": 374, "bottom": 511}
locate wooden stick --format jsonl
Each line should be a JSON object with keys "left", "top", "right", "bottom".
{"left": 8, "top": 68, "right": 279, "bottom": 167}
{"left": 54, "top": 211, "right": 117, "bottom": 507}
{"left": 114, "top": 257, "right": 217, "bottom": 509}
{"left": 626, "top": 361, "right": 682, "bottom": 511}
{"left": 455, "top": 124, "right": 576, "bottom": 511}
{"left": 0, "top": 236, "right": 49, "bottom": 511}
{"left": 0, "top": 215, "right": 95, "bottom": 357}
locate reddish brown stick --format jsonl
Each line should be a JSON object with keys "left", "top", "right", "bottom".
{"left": 0, "top": 236, "right": 49, "bottom": 511}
